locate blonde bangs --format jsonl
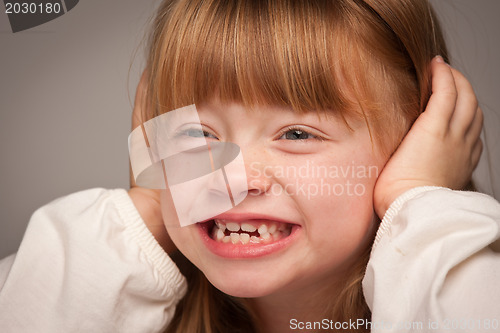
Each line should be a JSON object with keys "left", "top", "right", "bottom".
{"left": 145, "top": 0, "right": 436, "bottom": 157}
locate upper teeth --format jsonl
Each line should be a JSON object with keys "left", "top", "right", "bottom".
{"left": 258, "top": 224, "right": 267, "bottom": 234}
{"left": 216, "top": 222, "right": 226, "bottom": 232}
{"left": 241, "top": 223, "right": 257, "bottom": 232}
{"left": 226, "top": 222, "right": 240, "bottom": 232}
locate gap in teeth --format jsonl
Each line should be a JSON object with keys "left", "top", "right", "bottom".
{"left": 212, "top": 219, "right": 292, "bottom": 244}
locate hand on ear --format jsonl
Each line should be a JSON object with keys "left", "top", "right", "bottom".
{"left": 374, "top": 56, "right": 483, "bottom": 218}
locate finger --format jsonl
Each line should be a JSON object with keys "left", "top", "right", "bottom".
{"left": 448, "top": 67, "right": 479, "bottom": 134}
{"left": 466, "top": 106, "right": 484, "bottom": 143}
{"left": 423, "top": 56, "right": 458, "bottom": 131}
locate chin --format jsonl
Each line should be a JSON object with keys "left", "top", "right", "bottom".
{"left": 199, "top": 262, "right": 285, "bottom": 298}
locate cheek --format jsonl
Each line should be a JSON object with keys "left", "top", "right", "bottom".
{"left": 160, "top": 189, "right": 180, "bottom": 226}
{"left": 296, "top": 189, "right": 377, "bottom": 281}
{"left": 293, "top": 156, "right": 381, "bottom": 260}
{"left": 164, "top": 221, "right": 204, "bottom": 272}
{"left": 161, "top": 190, "right": 219, "bottom": 274}
{"left": 309, "top": 178, "right": 377, "bottom": 245}
{"left": 160, "top": 190, "right": 198, "bottom": 260}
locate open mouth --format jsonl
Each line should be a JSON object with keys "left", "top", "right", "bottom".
{"left": 197, "top": 216, "right": 300, "bottom": 258}
{"left": 208, "top": 219, "right": 293, "bottom": 245}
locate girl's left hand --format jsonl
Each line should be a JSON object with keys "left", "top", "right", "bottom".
{"left": 374, "top": 56, "right": 483, "bottom": 218}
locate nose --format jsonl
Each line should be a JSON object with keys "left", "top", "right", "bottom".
{"left": 204, "top": 142, "right": 249, "bottom": 206}
{"left": 205, "top": 141, "right": 272, "bottom": 202}
{"left": 242, "top": 147, "right": 272, "bottom": 197}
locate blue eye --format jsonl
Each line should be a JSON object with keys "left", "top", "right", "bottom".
{"left": 180, "top": 128, "right": 218, "bottom": 139}
{"left": 279, "top": 127, "right": 317, "bottom": 140}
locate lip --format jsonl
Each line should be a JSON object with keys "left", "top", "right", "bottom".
{"left": 212, "top": 212, "right": 299, "bottom": 225}
{"left": 197, "top": 213, "right": 301, "bottom": 259}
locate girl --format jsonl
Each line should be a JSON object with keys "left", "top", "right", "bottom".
{"left": 1, "top": 0, "right": 499, "bottom": 332}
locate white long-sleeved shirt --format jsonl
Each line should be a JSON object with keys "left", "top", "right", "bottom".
{"left": 0, "top": 189, "right": 187, "bottom": 333}
{"left": 364, "top": 187, "right": 500, "bottom": 332}
{"left": 0, "top": 187, "right": 499, "bottom": 332}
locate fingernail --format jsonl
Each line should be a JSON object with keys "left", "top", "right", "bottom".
{"left": 435, "top": 55, "right": 445, "bottom": 64}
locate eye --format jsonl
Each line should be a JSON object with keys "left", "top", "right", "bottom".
{"left": 277, "top": 126, "right": 322, "bottom": 141}
{"left": 176, "top": 127, "right": 219, "bottom": 140}
{"left": 186, "top": 128, "right": 218, "bottom": 139}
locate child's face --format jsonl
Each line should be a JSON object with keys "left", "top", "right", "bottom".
{"left": 163, "top": 100, "right": 386, "bottom": 298}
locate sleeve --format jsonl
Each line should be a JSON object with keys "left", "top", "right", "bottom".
{"left": 363, "top": 187, "right": 500, "bottom": 333}
{"left": 0, "top": 188, "right": 187, "bottom": 333}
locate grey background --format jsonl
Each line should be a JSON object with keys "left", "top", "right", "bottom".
{"left": 1, "top": 0, "right": 499, "bottom": 258}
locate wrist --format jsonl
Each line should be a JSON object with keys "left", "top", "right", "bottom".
{"left": 375, "top": 183, "right": 444, "bottom": 218}
{"left": 374, "top": 182, "right": 428, "bottom": 218}
{"left": 128, "top": 188, "right": 176, "bottom": 254}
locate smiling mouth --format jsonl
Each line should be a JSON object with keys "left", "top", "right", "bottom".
{"left": 205, "top": 219, "right": 293, "bottom": 245}
{"left": 198, "top": 216, "right": 300, "bottom": 258}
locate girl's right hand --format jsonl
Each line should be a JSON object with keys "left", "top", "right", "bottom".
{"left": 128, "top": 73, "right": 177, "bottom": 254}
{"left": 374, "top": 56, "right": 483, "bottom": 218}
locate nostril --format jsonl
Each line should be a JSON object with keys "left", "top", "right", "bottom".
{"left": 246, "top": 177, "right": 272, "bottom": 196}
{"left": 246, "top": 188, "right": 265, "bottom": 196}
